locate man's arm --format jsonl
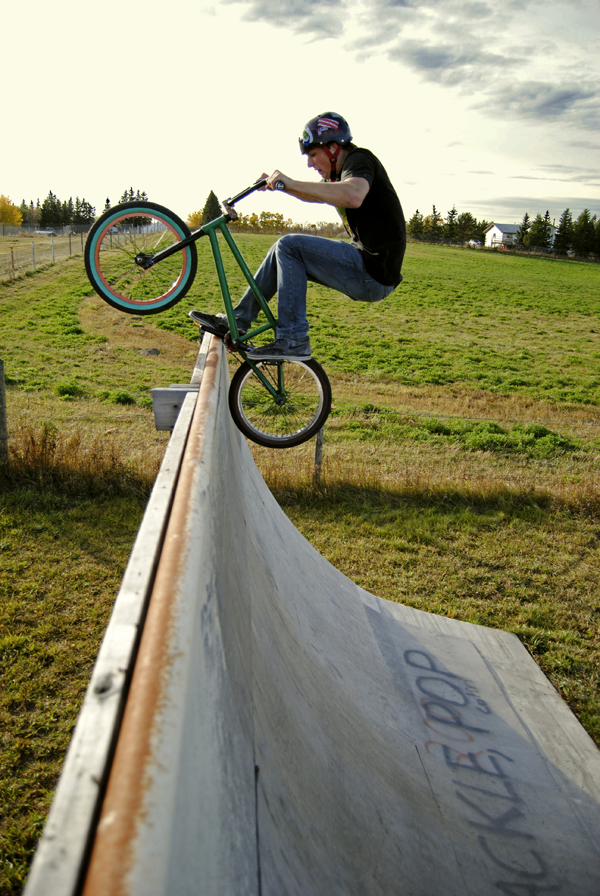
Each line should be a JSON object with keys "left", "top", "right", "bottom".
{"left": 266, "top": 171, "right": 369, "bottom": 209}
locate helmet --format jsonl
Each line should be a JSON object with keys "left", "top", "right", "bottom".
{"left": 299, "top": 112, "right": 352, "bottom": 154}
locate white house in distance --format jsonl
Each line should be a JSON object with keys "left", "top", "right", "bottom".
{"left": 484, "top": 222, "right": 557, "bottom": 249}
{"left": 484, "top": 223, "right": 520, "bottom": 248}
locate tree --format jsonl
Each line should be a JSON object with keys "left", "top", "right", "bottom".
{"left": 571, "top": 209, "right": 597, "bottom": 257}
{"left": 119, "top": 187, "right": 148, "bottom": 203}
{"left": 39, "top": 191, "right": 63, "bottom": 228}
{"left": 258, "top": 211, "right": 286, "bottom": 232}
{"left": 72, "top": 197, "right": 96, "bottom": 225}
{"left": 187, "top": 209, "right": 203, "bottom": 228}
{"left": 553, "top": 208, "right": 573, "bottom": 255}
{"left": 406, "top": 209, "right": 424, "bottom": 239}
{"left": 516, "top": 212, "right": 531, "bottom": 247}
{"left": 0, "top": 195, "right": 23, "bottom": 227}
{"left": 474, "top": 219, "right": 490, "bottom": 244}
{"left": 61, "top": 198, "right": 74, "bottom": 225}
{"left": 594, "top": 218, "right": 600, "bottom": 258}
{"left": 103, "top": 198, "right": 111, "bottom": 214}
{"left": 455, "top": 211, "right": 478, "bottom": 243}
{"left": 444, "top": 205, "right": 458, "bottom": 240}
{"left": 202, "top": 191, "right": 222, "bottom": 224}
{"left": 423, "top": 205, "right": 443, "bottom": 240}
{"left": 527, "top": 211, "right": 552, "bottom": 250}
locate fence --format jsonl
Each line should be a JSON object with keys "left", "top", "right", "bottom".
{"left": 0, "top": 223, "right": 92, "bottom": 237}
{"left": 0, "top": 231, "right": 90, "bottom": 282}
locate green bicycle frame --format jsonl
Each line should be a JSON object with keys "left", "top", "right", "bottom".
{"left": 144, "top": 194, "right": 287, "bottom": 402}
{"left": 200, "top": 216, "right": 276, "bottom": 344}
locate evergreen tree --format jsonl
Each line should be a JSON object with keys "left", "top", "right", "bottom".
{"left": 39, "top": 191, "right": 63, "bottom": 228}
{"left": 103, "top": 198, "right": 111, "bottom": 213}
{"left": 119, "top": 187, "right": 148, "bottom": 203}
{"left": 72, "top": 197, "right": 96, "bottom": 225}
{"left": 571, "top": 209, "right": 596, "bottom": 257}
{"left": 118, "top": 188, "right": 149, "bottom": 228}
{"left": 455, "top": 211, "right": 477, "bottom": 243}
{"left": 516, "top": 212, "right": 531, "bottom": 247}
{"left": 527, "top": 212, "right": 552, "bottom": 250}
{"left": 202, "top": 190, "right": 222, "bottom": 224}
{"left": 444, "top": 205, "right": 458, "bottom": 240}
{"left": 20, "top": 200, "right": 41, "bottom": 227}
{"left": 61, "top": 198, "right": 74, "bottom": 226}
{"left": 553, "top": 209, "right": 573, "bottom": 255}
{"left": 406, "top": 209, "right": 424, "bottom": 239}
{"left": 594, "top": 218, "right": 600, "bottom": 258}
{"left": 19, "top": 200, "right": 29, "bottom": 225}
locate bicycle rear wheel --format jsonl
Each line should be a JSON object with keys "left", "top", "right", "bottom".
{"left": 229, "top": 358, "right": 331, "bottom": 448}
{"left": 84, "top": 201, "right": 197, "bottom": 314}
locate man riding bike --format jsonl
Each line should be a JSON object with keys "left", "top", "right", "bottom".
{"left": 190, "top": 112, "right": 406, "bottom": 360}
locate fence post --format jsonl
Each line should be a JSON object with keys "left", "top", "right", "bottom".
{"left": 69, "top": 234, "right": 72, "bottom": 256}
{"left": 314, "top": 426, "right": 324, "bottom": 483}
{"left": 0, "top": 360, "right": 8, "bottom": 463}
{"left": 51, "top": 235, "right": 55, "bottom": 264}
{"left": 10, "top": 247, "right": 15, "bottom": 279}
{"left": 80, "top": 232, "right": 84, "bottom": 253}
{"left": 32, "top": 241, "right": 36, "bottom": 270}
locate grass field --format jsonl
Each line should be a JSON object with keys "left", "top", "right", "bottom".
{"left": 1, "top": 238, "right": 599, "bottom": 893}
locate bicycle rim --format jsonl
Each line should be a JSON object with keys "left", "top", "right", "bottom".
{"left": 84, "top": 203, "right": 197, "bottom": 314}
{"left": 229, "top": 359, "right": 331, "bottom": 448}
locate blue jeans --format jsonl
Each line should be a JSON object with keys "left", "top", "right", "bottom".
{"left": 233, "top": 234, "right": 396, "bottom": 340}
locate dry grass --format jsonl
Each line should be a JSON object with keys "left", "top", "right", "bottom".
{"left": 1, "top": 418, "right": 161, "bottom": 497}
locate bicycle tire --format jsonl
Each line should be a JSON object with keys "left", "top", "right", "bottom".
{"left": 228, "top": 358, "right": 332, "bottom": 448}
{"left": 84, "top": 201, "right": 197, "bottom": 314}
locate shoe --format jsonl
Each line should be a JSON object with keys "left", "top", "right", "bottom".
{"left": 188, "top": 310, "right": 229, "bottom": 337}
{"left": 246, "top": 337, "right": 312, "bottom": 361}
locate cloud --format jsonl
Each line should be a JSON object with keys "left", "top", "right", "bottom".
{"left": 481, "top": 81, "right": 600, "bottom": 129}
{"left": 466, "top": 195, "right": 600, "bottom": 220}
{"left": 223, "top": 0, "right": 348, "bottom": 38}
{"left": 226, "top": 0, "right": 600, "bottom": 130}
{"left": 387, "top": 38, "right": 512, "bottom": 86}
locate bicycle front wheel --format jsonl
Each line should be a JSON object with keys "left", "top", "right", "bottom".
{"left": 228, "top": 358, "right": 332, "bottom": 448}
{"left": 84, "top": 201, "right": 198, "bottom": 314}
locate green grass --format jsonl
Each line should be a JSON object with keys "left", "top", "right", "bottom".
{"left": 0, "top": 485, "right": 147, "bottom": 893}
{"left": 156, "top": 237, "right": 600, "bottom": 404}
{"left": 0, "top": 238, "right": 599, "bottom": 894}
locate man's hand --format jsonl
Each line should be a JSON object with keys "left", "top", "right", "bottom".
{"left": 265, "top": 171, "right": 291, "bottom": 191}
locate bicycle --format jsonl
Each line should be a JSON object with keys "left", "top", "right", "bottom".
{"left": 84, "top": 180, "right": 332, "bottom": 448}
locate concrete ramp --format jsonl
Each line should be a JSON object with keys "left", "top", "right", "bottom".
{"left": 26, "top": 338, "right": 600, "bottom": 895}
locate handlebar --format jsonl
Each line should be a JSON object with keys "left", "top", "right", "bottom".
{"left": 223, "top": 178, "right": 286, "bottom": 208}
{"left": 224, "top": 179, "right": 268, "bottom": 208}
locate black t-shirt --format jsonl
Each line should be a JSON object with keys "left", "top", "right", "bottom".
{"left": 338, "top": 147, "right": 406, "bottom": 287}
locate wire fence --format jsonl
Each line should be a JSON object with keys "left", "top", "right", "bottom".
{"left": 0, "top": 231, "right": 90, "bottom": 283}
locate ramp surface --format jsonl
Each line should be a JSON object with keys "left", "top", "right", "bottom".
{"left": 31, "top": 339, "right": 600, "bottom": 895}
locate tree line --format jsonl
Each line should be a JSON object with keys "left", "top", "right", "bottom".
{"left": 516, "top": 208, "right": 600, "bottom": 256}
{"left": 0, "top": 188, "right": 149, "bottom": 230}
{"left": 407, "top": 206, "right": 489, "bottom": 244}
{"left": 3, "top": 187, "right": 599, "bottom": 258}
{"left": 408, "top": 204, "right": 600, "bottom": 257}
{"left": 188, "top": 190, "right": 355, "bottom": 237}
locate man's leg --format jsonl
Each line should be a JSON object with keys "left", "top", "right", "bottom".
{"left": 237, "top": 233, "right": 392, "bottom": 339}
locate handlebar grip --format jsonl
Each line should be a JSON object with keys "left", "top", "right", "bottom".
{"left": 274, "top": 181, "right": 285, "bottom": 191}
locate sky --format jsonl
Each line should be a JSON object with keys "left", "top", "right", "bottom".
{"left": 3, "top": 0, "right": 599, "bottom": 227}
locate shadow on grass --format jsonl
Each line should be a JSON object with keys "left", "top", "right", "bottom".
{"left": 269, "top": 480, "right": 568, "bottom": 519}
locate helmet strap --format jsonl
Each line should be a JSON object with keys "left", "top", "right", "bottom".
{"left": 323, "top": 143, "right": 342, "bottom": 181}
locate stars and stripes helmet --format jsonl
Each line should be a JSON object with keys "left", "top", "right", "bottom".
{"left": 299, "top": 113, "right": 353, "bottom": 154}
